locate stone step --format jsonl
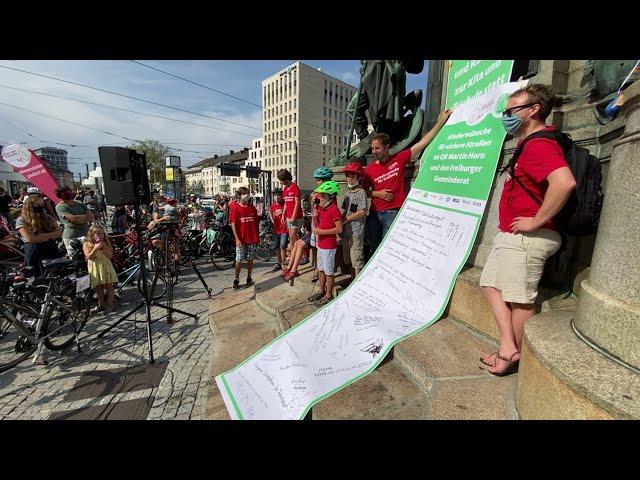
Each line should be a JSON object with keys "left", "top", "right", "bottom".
{"left": 448, "top": 266, "right": 577, "bottom": 342}
{"left": 392, "top": 316, "right": 518, "bottom": 420}
{"left": 516, "top": 310, "right": 640, "bottom": 419}
{"left": 204, "top": 270, "right": 281, "bottom": 420}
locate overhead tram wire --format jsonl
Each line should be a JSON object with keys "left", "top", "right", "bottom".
{"left": 127, "top": 60, "right": 337, "bottom": 141}
{"left": 0, "top": 84, "right": 257, "bottom": 138}
{"left": 130, "top": 61, "right": 263, "bottom": 109}
{"left": 0, "top": 103, "right": 232, "bottom": 158}
{"left": 0, "top": 65, "right": 262, "bottom": 133}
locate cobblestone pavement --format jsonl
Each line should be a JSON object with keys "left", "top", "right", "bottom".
{"left": 0, "top": 259, "right": 272, "bottom": 420}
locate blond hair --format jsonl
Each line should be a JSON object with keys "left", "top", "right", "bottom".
{"left": 21, "top": 195, "right": 55, "bottom": 235}
{"left": 84, "top": 225, "right": 112, "bottom": 250}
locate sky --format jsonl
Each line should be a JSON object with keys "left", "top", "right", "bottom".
{"left": 0, "top": 60, "right": 429, "bottom": 178}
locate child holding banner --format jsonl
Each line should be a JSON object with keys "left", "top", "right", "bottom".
{"left": 340, "top": 162, "right": 368, "bottom": 283}
{"left": 309, "top": 181, "right": 343, "bottom": 307}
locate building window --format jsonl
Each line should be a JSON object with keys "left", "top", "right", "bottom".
{"left": 328, "top": 121, "right": 331, "bottom": 130}
{"left": 293, "top": 126, "right": 296, "bottom": 136}
{"left": 324, "top": 107, "right": 326, "bottom": 116}
{"left": 294, "top": 99, "right": 296, "bottom": 108}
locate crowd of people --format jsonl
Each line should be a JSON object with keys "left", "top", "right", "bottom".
{"left": 227, "top": 83, "right": 578, "bottom": 378}
{"left": 1, "top": 83, "right": 577, "bottom": 378}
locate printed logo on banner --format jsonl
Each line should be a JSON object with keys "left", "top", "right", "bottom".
{"left": 1, "top": 143, "right": 31, "bottom": 168}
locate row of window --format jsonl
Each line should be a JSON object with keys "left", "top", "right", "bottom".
{"left": 249, "top": 151, "right": 262, "bottom": 160}
{"left": 265, "top": 126, "right": 297, "bottom": 144}
{"left": 263, "top": 74, "right": 298, "bottom": 106}
{"left": 264, "top": 112, "right": 297, "bottom": 132}
{"left": 264, "top": 99, "right": 297, "bottom": 120}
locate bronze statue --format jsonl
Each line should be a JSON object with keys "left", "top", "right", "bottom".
{"left": 329, "top": 59, "right": 425, "bottom": 167}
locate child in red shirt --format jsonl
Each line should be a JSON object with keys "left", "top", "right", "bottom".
{"left": 269, "top": 188, "right": 288, "bottom": 272}
{"left": 276, "top": 169, "right": 302, "bottom": 254}
{"left": 229, "top": 187, "right": 259, "bottom": 289}
{"left": 308, "top": 181, "right": 342, "bottom": 307}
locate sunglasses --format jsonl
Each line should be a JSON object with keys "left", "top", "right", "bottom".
{"left": 502, "top": 103, "right": 538, "bottom": 117}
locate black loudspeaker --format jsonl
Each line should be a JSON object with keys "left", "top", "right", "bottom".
{"left": 98, "top": 146, "right": 151, "bottom": 205}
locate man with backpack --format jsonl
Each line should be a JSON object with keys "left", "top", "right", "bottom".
{"left": 479, "top": 84, "right": 578, "bottom": 376}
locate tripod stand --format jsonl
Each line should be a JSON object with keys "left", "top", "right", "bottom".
{"left": 96, "top": 206, "right": 197, "bottom": 363}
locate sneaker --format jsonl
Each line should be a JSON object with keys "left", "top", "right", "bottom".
{"left": 271, "top": 264, "right": 281, "bottom": 272}
{"left": 233, "top": 278, "right": 240, "bottom": 290}
{"left": 246, "top": 277, "right": 255, "bottom": 288}
{"left": 311, "top": 275, "right": 319, "bottom": 283}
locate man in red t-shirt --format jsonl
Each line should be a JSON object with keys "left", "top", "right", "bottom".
{"left": 277, "top": 169, "right": 302, "bottom": 252}
{"left": 229, "top": 187, "right": 259, "bottom": 290}
{"left": 479, "top": 84, "right": 576, "bottom": 376}
{"left": 364, "top": 109, "right": 452, "bottom": 254}
{"left": 269, "top": 188, "right": 288, "bottom": 272}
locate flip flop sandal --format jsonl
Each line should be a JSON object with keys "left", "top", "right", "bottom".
{"left": 314, "top": 297, "right": 333, "bottom": 307}
{"left": 480, "top": 351, "right": 498, "bottom": 367}
{"left": 307, "top": 292, "right": 325, "bottom": 302}
{"left": 489, "top": 351, "right": 520, "bottom": 377}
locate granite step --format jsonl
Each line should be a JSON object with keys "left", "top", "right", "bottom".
{"left": 516, "top": 310, "right": 640, "bottom": 419}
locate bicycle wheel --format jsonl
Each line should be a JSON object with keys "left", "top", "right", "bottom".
{"left": 210, "top": 235, "right": 235, "bottom": 270}
{"left": 254, "top": 241, "right": 272, "bottom": 262}
{"left": 0, "top": 305, "right": 38, "bottom": 372}
{"left": 137, "top": 269, "right": 167, "bottom": 300}
{"left": 42, "top": 290, "right": 90, "bottom": 351}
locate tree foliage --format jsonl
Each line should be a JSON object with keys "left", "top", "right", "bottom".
{"left": 128, "top": 139, "right": 171, "bottom": 185}
{"left": 187, "top": 180, "right": 204, "bottom": 196}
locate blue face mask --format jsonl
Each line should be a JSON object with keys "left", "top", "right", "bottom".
{"left": 502, "top": 113, "right": 523, "bottom": 135}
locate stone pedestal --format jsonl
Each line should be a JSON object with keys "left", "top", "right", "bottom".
{"left": 573, "top": 80, "right": 640, "bottom": 370}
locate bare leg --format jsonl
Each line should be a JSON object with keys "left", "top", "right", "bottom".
{"left": 317, "top": 271, "right": 326, "bottom": 295}
{"left": 96, "top": 285, "right": 105, "bottom": 308}
{"left": 311, "top": 247, "right": 317, "bottom": 269}
{"left": 511, "top": 302, "right": 537, "bottom": 351}
{"left": 324, "top": 275, "right": 335, "bottom": 300}
{"left": 289, "top": 240, "right": 305, "bottom": 273}
{"left": 105, "top": 284, "right": 115, "bottom": 310}
{"left": 276, "top": 247, "right": 283, "bottom": 267}
{"left": 481, "top": 286, "right": 517, "bottom": 362}
{"left": 234, "top": 260, "right": 242, "bottom": 279}
{"left": 247, "top": 259, "right": 254, "bottom": 279}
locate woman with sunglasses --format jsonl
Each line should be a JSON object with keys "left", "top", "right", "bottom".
{"left": 15, "top": 195, "right": 64, "bottom": 277}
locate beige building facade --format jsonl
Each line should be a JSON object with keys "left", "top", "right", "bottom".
{"left": 262, "top": 62, "right": 357, "bottom": 192}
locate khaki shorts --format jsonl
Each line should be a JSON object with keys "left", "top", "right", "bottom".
{"left": 479, "top": 229, "right": 561, "bottom": 304}
{"left": 342, "top": 235, "right": 364, "bottom": 269}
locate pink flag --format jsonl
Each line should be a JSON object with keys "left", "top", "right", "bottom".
{"left": 1, "top": 143, "right": 60, "bottom": 202}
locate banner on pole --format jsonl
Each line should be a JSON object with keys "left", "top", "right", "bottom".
{"left": 216, "top": 60, "right": 522, "bottom": 420}
{"left": 1, "top": 143, "right": 60, "bottom": 201}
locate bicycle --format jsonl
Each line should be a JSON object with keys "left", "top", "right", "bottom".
{"left": 209, "top": 224, "right": 236, "bottom": 270}
{"left": 0, "top": 260, "right": 92, "bottom": 372}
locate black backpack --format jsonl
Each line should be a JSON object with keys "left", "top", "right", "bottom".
{"left": 502, "top": 129, "right": 604, "bottom": 236}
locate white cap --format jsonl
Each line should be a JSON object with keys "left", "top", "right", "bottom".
{"left": 27, "top": 187, "right": 40, "bottom": 195}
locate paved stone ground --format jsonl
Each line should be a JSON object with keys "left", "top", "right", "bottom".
{"left": 0, "top": 258, "right": 271, "bottom": 420}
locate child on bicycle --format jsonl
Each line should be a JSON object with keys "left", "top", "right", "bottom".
{"left": 230, "top": 187, "right": 259, "bottom": 290}
{"left": 83, "top": 225, "right": 117, "bottom": 313}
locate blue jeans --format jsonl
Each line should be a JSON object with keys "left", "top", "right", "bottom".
{"left": 366, "top": 209, "right": 399, "bottom": 256}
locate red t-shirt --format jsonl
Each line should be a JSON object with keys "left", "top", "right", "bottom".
{"left": 229, "top": 202, "right": 259, "bottom": 245}
{"left": 499, "top": 127, "right": 568, "bottom": 232}
{"left": 270, "top": 202, "right": 287, "bottom": 235}
{"left": 316, "top": 202, "right": 342, "bottom": 249}
{"left": 364, "top": 149, "right": 412, "bottom": 212}
{"left": 282, "top": 182, "right": 303, "bottom": 220}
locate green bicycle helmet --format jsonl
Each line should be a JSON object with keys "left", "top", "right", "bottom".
{"left": 314, "top": 180, "right": 340, "bottom": 195}
{"left": 313, "top": 166, "right": 334, "bottom": 180}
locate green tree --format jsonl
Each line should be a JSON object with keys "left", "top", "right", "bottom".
{"left": 187, "top": 180, "right": 204, "bottom": 196}
{"left": 128, "top": 139, "right": 171, "bottom": 187}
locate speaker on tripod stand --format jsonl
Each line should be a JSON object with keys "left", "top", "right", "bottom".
{"left": 96, "top": 146, "right": 199, "bottom": 363}
{"left": 99, "top": 146, "right": 151, "bottom": 206}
